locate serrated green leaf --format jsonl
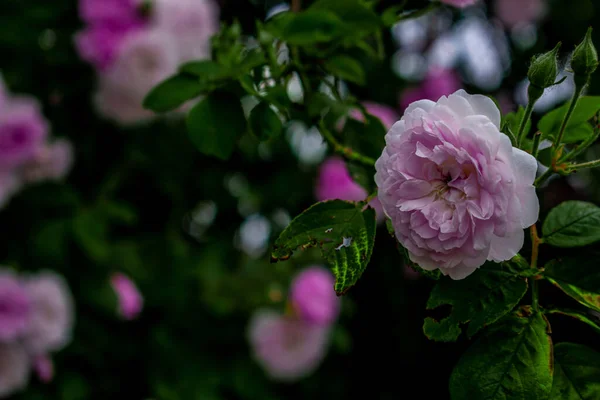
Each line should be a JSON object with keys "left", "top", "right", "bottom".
{"left": 186, "top": 92, "right": 246, "bottom": 160}
{"left": 544, "top": 257, "right": 600, "bottom": 312}
{"left": 423, "top": 262, "right": 528, "bottom": 341}
{"left": 324, "top": 55, "right": 365, "bottom": 85}
{"left": 450, "top": 311, "right": 553, "bottom": 400}
{"left": 143, "top": 74, "right": 204, "bottom": 113}
{"left": 249, "top": 102, "right": 283, "bottom": 141}
{"left": 542, "top": 201, "right": 600, "bottom": 247}
{"left": 551, "top": 343, "right": 600, "bottom": 399}
{"left": 538, "top": 96, "right": 600, "bottom": 142}
{"left": 271, "top": 200, "right": 376, "bottom": 295}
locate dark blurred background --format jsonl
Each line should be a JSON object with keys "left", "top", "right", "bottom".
{"left": 0, "top": 0, "right": 599, "bottom": 399}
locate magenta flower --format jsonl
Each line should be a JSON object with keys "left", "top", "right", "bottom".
{"left": 0, "top": 97, "right": 49, "bottom": 169}
{"left": 33, "top": 354, "right": 54, "bottom": 383}
{"left": 110, "top": 273, "right": 143, "bottom": 320}
{"left": 21, "top": 272, "right": 74, "bottom": 354}
{"left": 440, "top": 0, "right": 479, "bottom": 7}
{"left": 20, "top": 139, "right": 74, "bottom": 183}
{"left": 375, "top": 90, "right": 539, "bottom": 279}
{"left": 0, "top": 271, "right": 31, "bottom": 342}
{"left": 400, "top": 68, "right": 461, "bottom": 111}
{"left": 289, "top": 267, "right": 339, "bottom": 326}
{"left": 349, "top": 101, "right": 399, "bottom": 130}
{"left": 79, "top": 0, "right": 145, "bottom": 25}
{"left": 0, "top": 343, "right": 30, "bottom": 398}
{"left": 247, "top": 309, "right": 331, "bottom": 381}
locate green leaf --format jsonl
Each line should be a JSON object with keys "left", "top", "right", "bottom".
{"left": 385, "top": 219, "right": 441, "bottom": 280}
{"left": 143, "top": 74, "right": 204, "bottom": 113}
{"left": 423, "top": 262, "right": 528, "bottom": 341}
{"left": 249, "top": 102, "right": 283, "bottom": 141}
{"left": 542, "top": 201, "right": 600, "bottom": 247}
{"left": 179, "top": 60, "right": 229, "bottom": 80}
{"left": 342, "top": 113, "right": 387, "bottom": 160}
{"left": 186, "top": 92, "right": 247, "bottom": 160}
{"left": 308, "top": 0, "right": 381, "bottom": 35}
{"left": 323, "top": 55, "right": 366, "bottom": 85}
{"left": 551, "top": 343, "right": 600, "bottom": 399}
{"left": 561, "top": 122, "right": 595, "bottom": 143}
{"left": 544, "top": 308, "right": 600, "bottom": 334}
{"left": 279, "top": 11, "right": 346, "bottom": 46}
{"left": 271, "top": 200, "right": 376, "bottom": 295}
{"left": 450, "top": 311, "right": 553, "bottom": 400}
{"left": 71, "top": 209, "right": 109, "bottom": 263}
{"left": 544, "top": 257, "right": 600, "bottom": 312}
{"left": 538, "top": 96, "right": 600, "bottom": 142}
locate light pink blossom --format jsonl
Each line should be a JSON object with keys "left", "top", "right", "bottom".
{"left": 289, "top": 267, "right": 339, "bottom": 326}
{"left": 0, "top": 343, "right": 30, "bottom": 398}
{"left": 494, "top": 0, "right": 546, "bottom": 29}
{"left": 0, "top": 270, "right": 31, "bottom": 342}
{"left": 0, "top": 171, "right": 21, "bottom": 209}
{"left": 94, "top": 29, "right": 180, "bottom": 124}
{"left": 20, "top": 139, "right": 74, "bottom": 183}
{"left": 400, "top": 68, "right": 461, "bottom": 111}
{"left": 440, "top": 0, "right": 479, "bottom": 8}
{"left": 33, "top": 354, "right": 54, "bottom": 383}
{"left": 247, "top": 309, "right": 330, "bottom": 381}
{"left": 110, "top": 273, "right": 143, "bottom": 320}
{"left": 151, "top": 0, "right": 220, "bottom": 62}
{"left": 375, "top": 90, "right": 539, "bottom": 279}
{"left": 21, "top": 272, "right": 74, "bottom": 354}
{"left": 0, "top": 97, "right": 49, "bottom": 169}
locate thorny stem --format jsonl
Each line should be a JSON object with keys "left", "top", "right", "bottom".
{"left": 553, "top": 83, "right": 585, "bottom": 156}
{"left": 319, "top": 122, "right": 376, "bottom": 167}
{"left": 517, "top": 101, "right": 534, "bottom": 147}
{"left": 567, "top": 158, "right": 600, "bottom": 171}
{"left": 529, "top": 224, "right": 542, "bottom": 311}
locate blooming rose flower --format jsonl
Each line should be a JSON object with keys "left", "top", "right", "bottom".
{"left": 110, "top": 273, "right": 143, "bottom": 320}
{"left": 151, "top": 0, "right": 220, "bottom": 62}
{"left": 247, "top": 309, "right": 330, "bottom": 381}
{"left": 0, "top": 270, "right": 31, "bottom": 342}
{"left": 375, "top": 90, "right": 539, "bottom": 279}
{"left": 400, "top": 68, "right": 461, "bottom": 111}
{"left": 0, "top": 97, "right": 49, "bottom": 169}
{"left": 289, "top": 267, "right": 339, "bottom": 326}
{"left": 441, "top": 0, "right": 479, "bottom": 7}
{"left": 94, "top": 29, "right": 180, "bottom": 124}
{"left": 21, "top": 272, "right": 74, "bottom": 354}
{"left": 0, "top": 343, "right": 30, "bottom": 398}
{"left": 20, "top": 139, "right": 74, "bottom": 183}
{"left": 33, "top": 354, "right": 54, "bottom": 383}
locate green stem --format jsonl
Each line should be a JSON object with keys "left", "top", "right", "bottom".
{"left": 291, "top": 47, "right": 311, "bottom": 103}
{"left": 534, "top": 167, "right": 554, "bottom": 187}
{"left": 553, "top": 83, "right": 585, "bottom": 151}
{"left": 319, "top": 122, "right": 376, "bottom": 167}
{"left": 561, "top": 115, "right": 600, "bottom": 162}
{"left": 531, "top": 279, "right": 539, "bottom": 311}
{"left": 531, "top": 131, "right": 542, "bottom": 158}
{"left": 567, "top": 158, "right": 600, "bottom": 171}
{"left": 517, "top": 101, "right": 534, "bottom": 147}
{"left": 529, "top": 224, "right": 541, "bottom": 311}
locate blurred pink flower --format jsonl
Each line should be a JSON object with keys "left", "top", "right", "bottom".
{"left": 247, "top": 309, "right": 330, "bottom": 381}
{"left": 110, "top": 273, "right": 143, "bottom": 320}
{"left": 494, "top": 0, "right": 546, "bottom": 29}
{"left": 21, "top": 272, "right": 74, "bottom": 354}
{"left": 0, "top": 270, "right": 31, "bottom": 342}
{"left": 315, "top": 157, "right": 384, "bottom": 222}
{"left": 0, "top": 171, "right": 21, "bottom": 209}
{"left": 20, "top": 139, "right": 74, "bottom": 183}
{"left": 0, "top": 343, "right": 30, "bottom": 398}
{"left": 289, "top": 267, "right": 339, "bottom": 326}
{"left": 94, "top": 29, "right": 180, "bottom": 124}
{"left": 79, "top": 0, "right": 145, "bottom": 25}
{"left": 0, "top": 97, "right": 49, "bottom": 169}
{"left": 152, "top": 0, "right": 220, "bottom": 62}
{"left": 400, "top": 68, "right": 461, "bottom": 111}
{"left": 348, "top": 101, "right": 399, "bottom": 130}
{"left": 33, "top": 354, "right": 54, "bottom": 383}
{"left": 441, "top": 0, "right": 479, "bottom": 7}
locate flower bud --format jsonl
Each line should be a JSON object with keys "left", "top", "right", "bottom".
{"left": 527, "top": 42, "right": 561, "bottom": 91}
{"left": 571, "top": 27, "right": 598, "bottom": 78}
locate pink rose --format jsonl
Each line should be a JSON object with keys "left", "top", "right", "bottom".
{"left": 0, "top": 97, "right": 49, "bottom": 169}
{"left": 79, "top": 0, "right": 145, "bottom": 25}
{"left": 400, "top": 68, "right": 461, "bottom": 111}
{"left": 20, "top": 139, "right": 74, "bottom": 183}
{"left": 247, "top": 309, "right": 330, "bottom": 381}
{"left": 110, "top": 273, "right": 143, "bottom": 320}
{"left": 494, "top": 0, "right": 546, "bottom": 29}
{"left": 0, "top": 343, "right": 30, "bottom": 398}
{"left": 21, "top": 272, "right": 75, "bottom": 354}
{"left": 151, "top": 0, "right": 220, "bottom": 62}
{"left": 441, "top": 0, "right": 479, "bottom": 8}
{"left": 94, "top": 29, "right": 180, "bottom": 124}
{"left": 33, "top": 354, "right": 54, "bottom": 383}
{"left": 375, "top": 90, "right": 539, "bottom": 279}
{"left": 0, "top": 270, "right": 31, "bottom": 342}
{"left": 289, "top": 267, "right": 339, "bottom": 326}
